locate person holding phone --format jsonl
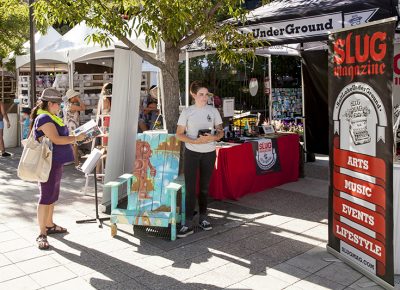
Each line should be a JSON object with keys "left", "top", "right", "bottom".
{"left": 176, "top": 81, "right": 224, "bottom": 238}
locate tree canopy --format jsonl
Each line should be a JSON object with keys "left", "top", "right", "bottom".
{"left": 0, "top": 0, "right": 29, "bottom": 62}
{"left": 34, "top": 0, "right": 264, "bottom": 131}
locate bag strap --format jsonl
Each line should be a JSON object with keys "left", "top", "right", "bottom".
{"left": 32, "top": 116, "right": 51, "bottom": 142}
{"left": 27, "top": 127, "right": 35, "bottom": 140}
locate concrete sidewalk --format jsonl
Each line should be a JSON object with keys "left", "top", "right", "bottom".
{"left": 0, "top": 148, "right": 394, "bottom": 289}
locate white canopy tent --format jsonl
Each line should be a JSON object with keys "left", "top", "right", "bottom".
{"left": 6, "top": 26, "right": 62, "bottom": 66}
{"left": 14, "top": 27, "right": 63, "bottom": 68}
{"left": 15, "top": 21, "right": 159, "bottom": 88}
{"left": 16, "top": 21, "right": 157, "bottom": 70}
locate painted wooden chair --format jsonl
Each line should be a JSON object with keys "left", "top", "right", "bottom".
{"left": 105, "top": 131, "right": 185, "bottom": 241}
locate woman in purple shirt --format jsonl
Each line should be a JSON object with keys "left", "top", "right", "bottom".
{"left": 31, "top": 88, "right": 85, "bottom": 250}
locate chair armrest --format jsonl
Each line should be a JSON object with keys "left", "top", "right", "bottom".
{"left": 104, "top": 173, "right": 134, "bottom": 188}
{"left": 105, "top": 174, "right": 135, "bottom": 211}
{"left": 166, "top": 182, "right": 182, "bottom": 192}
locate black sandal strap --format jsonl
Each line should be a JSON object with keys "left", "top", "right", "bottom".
{"left": 36, "top": 234, "right": 47, "bottom": 241}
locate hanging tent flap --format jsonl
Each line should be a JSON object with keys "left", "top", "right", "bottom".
{"left": 301, "top": 50, "right": 329, "bottom": 155}
{"left": 238, "top": 0, "right": 398, "bottom": 45}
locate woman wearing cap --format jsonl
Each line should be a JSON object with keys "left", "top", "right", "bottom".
{"left": 63, "top": 89, "right": 86, "bottom": 165}
{"left": 31, "top": 88, "right": 85, "bottom": 250}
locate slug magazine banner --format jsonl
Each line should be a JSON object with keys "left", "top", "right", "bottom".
{"left": 249, "top": 138, "right": 281, "bottom": 175}
{"left": 328, "top": 19, "right": 395, "bottom": 287}
{"left": 393, "top": 42, "right": 400, "bottom": 144}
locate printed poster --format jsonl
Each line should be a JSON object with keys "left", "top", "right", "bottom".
{"left": 249, "top": 138, "right": 281, "bottom": 175}
{"left": 328, "top": 18, "right": 396, "bottom": 286}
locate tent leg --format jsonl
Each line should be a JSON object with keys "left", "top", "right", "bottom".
{"left": 300, "top": 57, "right": 307, "bottom": 163}
{"left": 68, "top": 62, "right": 75, "bottom": 89}
{"left": 268, "top": 55, "right": 272, "bottom": 122}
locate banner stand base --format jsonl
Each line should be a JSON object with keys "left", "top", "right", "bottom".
{"left": 326, "top": 245, "right": 394, "bottom": 290}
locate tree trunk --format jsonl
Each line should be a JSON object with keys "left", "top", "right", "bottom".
{"left": 162, "top": 44, "right": 181, "bottom": 133}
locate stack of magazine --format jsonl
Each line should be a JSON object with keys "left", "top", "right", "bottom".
{"left": 73, "top": 119, "right": 103, "bottom": 145}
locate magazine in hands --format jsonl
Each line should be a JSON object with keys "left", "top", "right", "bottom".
{"left": 73, "top": 119, "right": 103, "bottom": 145}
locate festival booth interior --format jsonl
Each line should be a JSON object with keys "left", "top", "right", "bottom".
{"left": 16, "top": 21, "right": 159, "bottom": 86}
{"left": 239, "top": 0, "right": 399, "bottom": 156}
{"left": 13, "top": 22, "right": 159, "bottom": 192}
{"left": 2, "top": 27, "right": 64, "bottom": 146}
{"left": 13, "top": 26, "right": 67, "bottom": 88}
{"left": 14, "top": 26, "right": 68, "bottom": 83}
{"left": 14, "top": 21, "right": 159, "bottom": 145}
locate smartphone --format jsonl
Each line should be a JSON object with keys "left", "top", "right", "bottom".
{"left": 197, "top": 129, "right": 212, "bottom": 137}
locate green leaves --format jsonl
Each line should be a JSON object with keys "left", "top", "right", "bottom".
{"left": 32, "top": 0, "right": 267, "bottom": 66}
{"left": 0, "top": 0, "right": 29, "bottom": 59}
{"left": 31, "top": 0, "right": 270, "bottom": 130}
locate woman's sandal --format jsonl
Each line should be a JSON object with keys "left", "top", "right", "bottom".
{"left": 46, "top": 224, "right": 68, "bottom": 235}
{"left": 36, "top": 234, "right": 50, "bottom": 250}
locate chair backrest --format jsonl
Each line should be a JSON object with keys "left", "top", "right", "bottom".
{"left": 132, "top": 131, "right": 180, "bottom": 212}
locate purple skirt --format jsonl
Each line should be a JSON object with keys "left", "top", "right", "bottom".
{"left": 39, "top": 162, "right": 64, "bottom": 205}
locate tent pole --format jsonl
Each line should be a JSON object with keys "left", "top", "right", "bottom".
{"left": 16, "top": 68, "right": 21, "bottom": 147}
{"left": 68, "top": 62, "right": 74, "bottom": 89}
{"left": 185, "top": 49, "right": 189, "bottom": 107}
{"left": 301, "top": 56, "right": 307, "bottom": 162}
{"left": 268, "top": 55, "right": 272, "bottom": 122}
{"left": 29, "top": 0, "right": 36, "bottom": 107}
{"left": 263, "top": 57, "right": 266, "bottom": 117}
{"left": 1, "top": 65, "right": 4, "bottom": 102}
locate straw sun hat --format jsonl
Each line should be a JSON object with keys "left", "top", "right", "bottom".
{"left": 65, "top": 89, "right": 80, "bottom": 101}
{"left": 39, "top": 88, "right": 63, "bottom": 103}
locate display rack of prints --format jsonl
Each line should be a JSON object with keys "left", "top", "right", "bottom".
{"left": 17, "top": 73, "right": 67, "bottom": 107}
{"left": 272, "top": 88, "right": 302, "bottom": 120}
{"left": 72, "top": 73, "right": 113, "bottom": 125}
{"left": 0, "top": 73, "right": 16, "bottom": 103}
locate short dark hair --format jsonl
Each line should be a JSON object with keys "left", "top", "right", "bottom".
{"left": 189, "top": 81, "right": 208, "bottom": 95}
{"left": 21, "top": 107, "right": 31, "bottom": 114}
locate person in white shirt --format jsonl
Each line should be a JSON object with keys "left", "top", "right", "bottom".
{"left": 176, "top": 81, "right": 224, "bottom": 238}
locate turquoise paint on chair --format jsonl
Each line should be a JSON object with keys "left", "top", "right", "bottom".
{"left": 105, "top": 131, "right": 185, "bottom": 241}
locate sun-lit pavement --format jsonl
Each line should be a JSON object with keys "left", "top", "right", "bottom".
{"left": 0, "top": 148, "right": 392, "bottom": 289}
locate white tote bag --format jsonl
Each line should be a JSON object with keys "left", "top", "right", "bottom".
{"left": 17, "top": 131, "right": 52, "bottom": 182}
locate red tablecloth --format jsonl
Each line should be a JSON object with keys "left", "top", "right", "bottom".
{"left": 209, "top": 134, "right": 300, "bottom": 200}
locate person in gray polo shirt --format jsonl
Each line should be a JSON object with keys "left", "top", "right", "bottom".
{"left": 176, "top": 81, "right": 224, "bottom": 238}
